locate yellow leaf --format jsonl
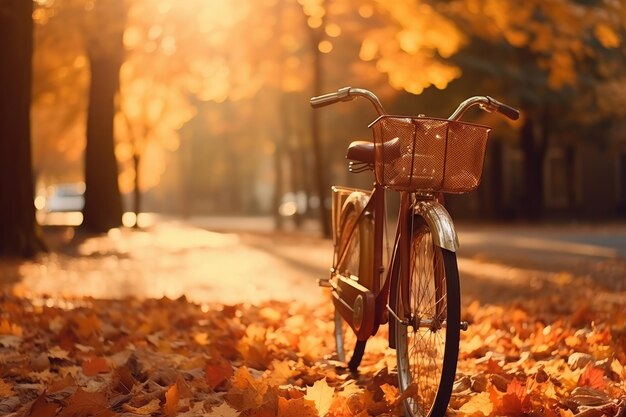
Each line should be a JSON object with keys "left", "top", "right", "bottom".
{"left": 459, "top": 392, "right": 494, "bottom": 416}
{"left": 123, "top": 399, "right": 161, "bottom": 415}
{"left": 610, "top": 359, "right": 625, "bottom": 378}
{"left": 206, "top": 402, "right": 240, "bottom": 417}
{"left": 304, "top": 378, "right": 334, "bottom": 417}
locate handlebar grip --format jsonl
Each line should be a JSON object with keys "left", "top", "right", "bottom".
{"left": 310, "top": 87, "right": 353, "bottom": 108}
{"left": 487, "top": 96, "right": 520, "bottom": 120}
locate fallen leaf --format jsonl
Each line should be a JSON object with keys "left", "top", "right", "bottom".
{"left": 57, "top": 388, "right": 113, "bottom": 417}
{"left": 205, "top": 358, "right": 233, "bottom": 390}
{"left": 0, "top": 319, "right": 23, "bottom": 336}
{"left": 206, "top": 402, "right": 240, "bottom": 417}
{"left": 0, "top": 379, "right": 14, "bottom": 396}
{"left": 122, "top": 398, "right": 161, "bottom": 415}
{"left": 459, "top": 392, "right": 493, "bottom": 416}
{"left": 500, "top": 378, "right": 531, "bottom": 415}
{"left": 305, "top": 378, "right": 334, "bottom": 416}
{"left": 578, "top": 364, "right": 606, "bottom": 390}
{"left": 226, "top": 366, "right": 269, "bottom": 412}
{"left": 82, "top": 357, "right": 109, "bottom": 376}
{"left": 25, "top": 393, "right": 59, "bottom": 417}
{"left": 164, "top": 382, "right": 180, "bottom": 416}
{"left": 277, "top": 396, "right": 317, "bottom": 417}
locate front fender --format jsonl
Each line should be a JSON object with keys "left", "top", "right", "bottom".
{"left": 413, "top": 201, "right": 459, "bottom": 252}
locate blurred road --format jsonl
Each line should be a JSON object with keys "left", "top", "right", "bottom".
{"left": 188, "top": 216, "right": 626, "bottom": 294}
{"left": 2, "top": 215, "right": 624, "bottom": 305}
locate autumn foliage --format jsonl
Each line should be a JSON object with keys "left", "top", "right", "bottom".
{"left": 0, "top": 283, "right": 625, "bottom": 417}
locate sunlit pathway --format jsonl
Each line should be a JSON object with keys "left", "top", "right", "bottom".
{"left": 1, "top": 221, "right": 327, "bottom": 305}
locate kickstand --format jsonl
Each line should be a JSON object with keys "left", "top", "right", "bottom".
{"left": 348, "top": 340, "right": 367, "bottom": 373}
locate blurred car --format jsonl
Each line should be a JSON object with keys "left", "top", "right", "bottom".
{"left": 36, "top": 182, "right": 85, "bottom": 226}
{"left": 44, "top": 183, "right": 85, "bottom": 212}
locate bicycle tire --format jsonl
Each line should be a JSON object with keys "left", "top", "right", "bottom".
{"left": 334, "top": 201, "right": 374, "bottom": 365}
{"left": 392, "top": 219, "right": 460, "bottom": 417}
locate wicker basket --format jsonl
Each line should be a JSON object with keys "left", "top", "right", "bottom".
{"left": 370, "top": 116, "right": 491, "bottom": 193}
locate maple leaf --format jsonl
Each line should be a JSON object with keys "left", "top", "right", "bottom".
{"left": 206, "top": 402, "right": 240, "bottom": 417}
{"left": 71, "top": 312, "right": 101, "bottom": 340}
{"left": 226, "top": 366, "right": 269, "bottom": 412}
{"left": 265, "top": 360, "right": 295, "bottom": 387}
{"left": 111, "top": 365, "right": 135, "bottom": 394}
{"left": 577, "top": 364, "right": 606, "bottom": 390}
{"left": 57, "top": 388, "right": 114, "bottom": 417}
{"left": 458, "top": 392, "right": 494, "bottom": 417}
{"left": 237, "top": 324, "right": 270, "bottom": 369}
{"left": 122, "top": 398, "right": 161, "bottom": 415}
{"left": 277, "top": 396, "right": 318, "bottom": 417}
{"left": 25, "top": 393, "right": 60, "bottom": 417}
{"left": 305, "top": 378, "right": 334, "bottom": 416}
{"left": 500, "top": 378, "right": 532, "bottom": 415}
{"left": 205, "top": 358, "right": 234, "bottom": 390}
{"left": 82, "top": 357, "right": 109, "bottom": 376}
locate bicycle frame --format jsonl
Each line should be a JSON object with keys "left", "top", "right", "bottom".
{"left": 330, "top": 185, "right": 457, "bottom": 347}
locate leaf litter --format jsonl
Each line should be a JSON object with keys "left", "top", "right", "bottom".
{"left": 1, "top": 225, "right": 625, "bottom": 416}
{"left": 0, "top": 287, "right": 624, "bottom": 417}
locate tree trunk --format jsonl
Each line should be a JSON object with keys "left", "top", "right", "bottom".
{"left": 0, "top": 0, "right": 45, "bottom": 258}
{"left": 82, "top": 0, "right": 126, "bottom": 233}
{"left": 309, "top": 31, "right": 331, "bottom": 238}
{"left": 133, "top": 153, "right": 140, "bottom": 228}
{"left": 273, "top": 141, "right": 285, "bottom": 230}
{"left": 520, "top": 115, "right": 547, "bottom": 219}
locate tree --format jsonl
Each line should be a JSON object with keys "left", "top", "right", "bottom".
{"left": 0, "top": 0, "right": 45, "bottom": 257}
{"left": 356, "top": 0, "right": 625, "bottom": 219}
{"left": 81, "top": 0, "right": 127, "bottom": 232}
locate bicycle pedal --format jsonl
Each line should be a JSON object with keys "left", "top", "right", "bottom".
{"left": 317, "top": 278, "right": 332, "bottom": 288}
{"left": 460, "top": 321, "right": 469, "bottom": 331}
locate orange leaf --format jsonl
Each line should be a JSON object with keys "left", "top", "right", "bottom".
{"left": 205, "top": 359, "right": 233, "bottom": 390}
{"left": 277, "top": 396, "right": 318, "bottom": 417}
{"left": 82, "top": 357, "right": 109, "bottom": 376}
{"left": 226, "top": 366, "right": 269, "bottom": 411}
{"left": 25, "top": 393, "right": 59, "bottom": 417}
{"left": 458, "top": 392, "right": 493, "bottom": 416}
{"left": 0, "top": 379, "right": 15, "bottom": 397}
{"left": 500, "top": 378, "right": 531, "bottom": 415}
{"left": 57, "top": 388, "right": 113, "bottom": 417}
{"left": 577, "top": 363, "right": 606, "bottom": 390}
{"left": 71, "top": 313, "right": 101, "bottom": 340}
{"left": 164, "top": 382, "right": 180, "bottom": 416}
{"left": 0, "top": 319, "right": 23, "bottom": 336}
{"left": 379, "top": 383, "right": 399, "bottom": 404}
{"left": 486, "top": 358, "right": 504, "bottom": 374}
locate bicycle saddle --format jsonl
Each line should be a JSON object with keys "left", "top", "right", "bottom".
{"left": 346, "top": 138, "right": 401, "bottom": 165}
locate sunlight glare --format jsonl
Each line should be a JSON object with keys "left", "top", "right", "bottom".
{"left": 318, "top": 40, "right": 333, "bottom": 53}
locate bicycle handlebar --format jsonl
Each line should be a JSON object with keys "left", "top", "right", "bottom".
{"left": 310, "top": 87, "right": 520, "bottom": 121}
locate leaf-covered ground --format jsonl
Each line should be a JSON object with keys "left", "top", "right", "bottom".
{"left": 1, "top": 225, "right": 625, "bottom": 417}
{"left": 1, "top": 289, "right": 625, "bottom": 416}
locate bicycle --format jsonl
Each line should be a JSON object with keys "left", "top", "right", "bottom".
{"left": 310, "top": 87, "right": 519, "bottom": 417}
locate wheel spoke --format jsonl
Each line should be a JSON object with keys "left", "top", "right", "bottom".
{"left": 396, "top": 225, "right": 459, "bottom": 417}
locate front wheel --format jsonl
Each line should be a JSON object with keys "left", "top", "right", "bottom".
{"left": 393, "top": 221, "right": 461, "bottom": 417}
